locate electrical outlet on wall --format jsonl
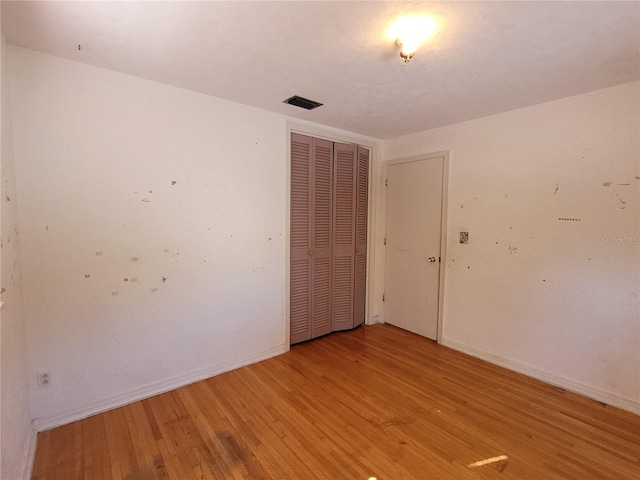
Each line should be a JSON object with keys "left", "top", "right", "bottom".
{"left": 38, "top": 372, "right": 52, "bottom": 387}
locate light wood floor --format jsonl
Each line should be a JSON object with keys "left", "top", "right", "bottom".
{"left": 32, "top": 324, "right": 640, "bottom": 479}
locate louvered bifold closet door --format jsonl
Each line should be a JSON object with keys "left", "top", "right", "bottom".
{"left": 291, "top": 134, "right": 367, "bottom": 345}
{"left": 290, "top": 133, "right": 334, "bottom": 344}
{"left": 290, "top": 134, "right": 313, "bottom": 344}
{"left": 331, "top": 143, "right": 357, "bottom": 332}
{"left": 310, "top": 138, "right": 334, "bottom": 339}
{"left": 353, "top": 146, "right": 369, "bottom": 327}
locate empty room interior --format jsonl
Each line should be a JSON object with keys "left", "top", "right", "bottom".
{"left": 1, "top": 1, "right": 639, "bottom": 479}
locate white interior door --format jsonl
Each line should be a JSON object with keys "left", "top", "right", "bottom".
{"left": 384, "top": 157, "right": 444, "bottom": 340}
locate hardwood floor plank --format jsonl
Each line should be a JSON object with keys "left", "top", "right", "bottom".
{"left": 103, "top": 407, "right": 138, "bottom": 479}
{"left": 82, "top": 413, "right": 110, "bottom": 480}
{"left": 31, "top": 324, "right": 640, "bottom": 479}
{"left": 123, "top": 401, "right": 164, "bottom": 479}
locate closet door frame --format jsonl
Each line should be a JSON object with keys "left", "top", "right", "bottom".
{"left": 285, "top": 123, "right": 378, "bottom": 348}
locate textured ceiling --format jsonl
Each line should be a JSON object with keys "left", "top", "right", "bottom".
{"left": 2, "top": 1, "right": 639, "bottom": 139}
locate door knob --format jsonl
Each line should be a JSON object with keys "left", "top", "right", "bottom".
{"left": 428, "top": 257, "right": 436, "bottom": 262}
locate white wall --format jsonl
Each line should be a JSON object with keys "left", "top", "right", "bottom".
{"left": 1, "top": 33, "right": 36, "bottom": 480}
{"left": 381, "top": 82, "right": 640, "bottom": 413}
{"left": 5, "top": 46, "right": 374, "bottom": 430}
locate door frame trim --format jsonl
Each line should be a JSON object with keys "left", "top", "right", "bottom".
{"left": 382, "top": 151, "right": 449, "bottom": 344}
{"left": 285, "top": 122, "right": 381, "bottom": 348}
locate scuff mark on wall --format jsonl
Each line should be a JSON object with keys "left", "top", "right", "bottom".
{"left": 508, "top": 245, "right": 518, "bottom": 254}
{"left": 604, "top": 177, "right": 636, "bottom": 212}
{"left": 5, "top": 193, "right": 10, "bottom": 201}
{"left": 171, "top": 180, "right": 177, "bottom": 185}
{"left": 162, "top": 276, "right": 167, "bottom": 283}
{"left": 96, "top": 252, "right": 103, "bottom": 256}
{"left": 84, "top": 274, "right": 90, "bottom": 278}
{"left": 111, "top": 291, "right": 119, "bottom": 296}
{"left": 141, "top": 198, "right": 150, "bottom": 203}
{"left": 554, "top": 184, "right": 559, "bottom": 195}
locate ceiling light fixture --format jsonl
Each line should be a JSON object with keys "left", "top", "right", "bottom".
{"left": 388, "top": 16, "right": 438, "bottom": 63}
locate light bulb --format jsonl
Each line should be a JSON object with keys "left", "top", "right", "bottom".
{"left": 400, "top": 36, "right": 421, "bottom": 60}
{"left": 388, "top": 16, "right": 438, "bottom": 62}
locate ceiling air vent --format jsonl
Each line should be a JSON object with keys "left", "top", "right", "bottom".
{"left": 283, "top": 95, "right": 323, "bottom": 110}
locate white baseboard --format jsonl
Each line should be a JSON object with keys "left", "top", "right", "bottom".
{"left": 33, "top": 344, "right": 288, "bottom": 431}
{"left": 23, "top": 424, "right": 38, "bottom": 480}
{"left": 441, "top": 338, "right": 640, "bottom": 415}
